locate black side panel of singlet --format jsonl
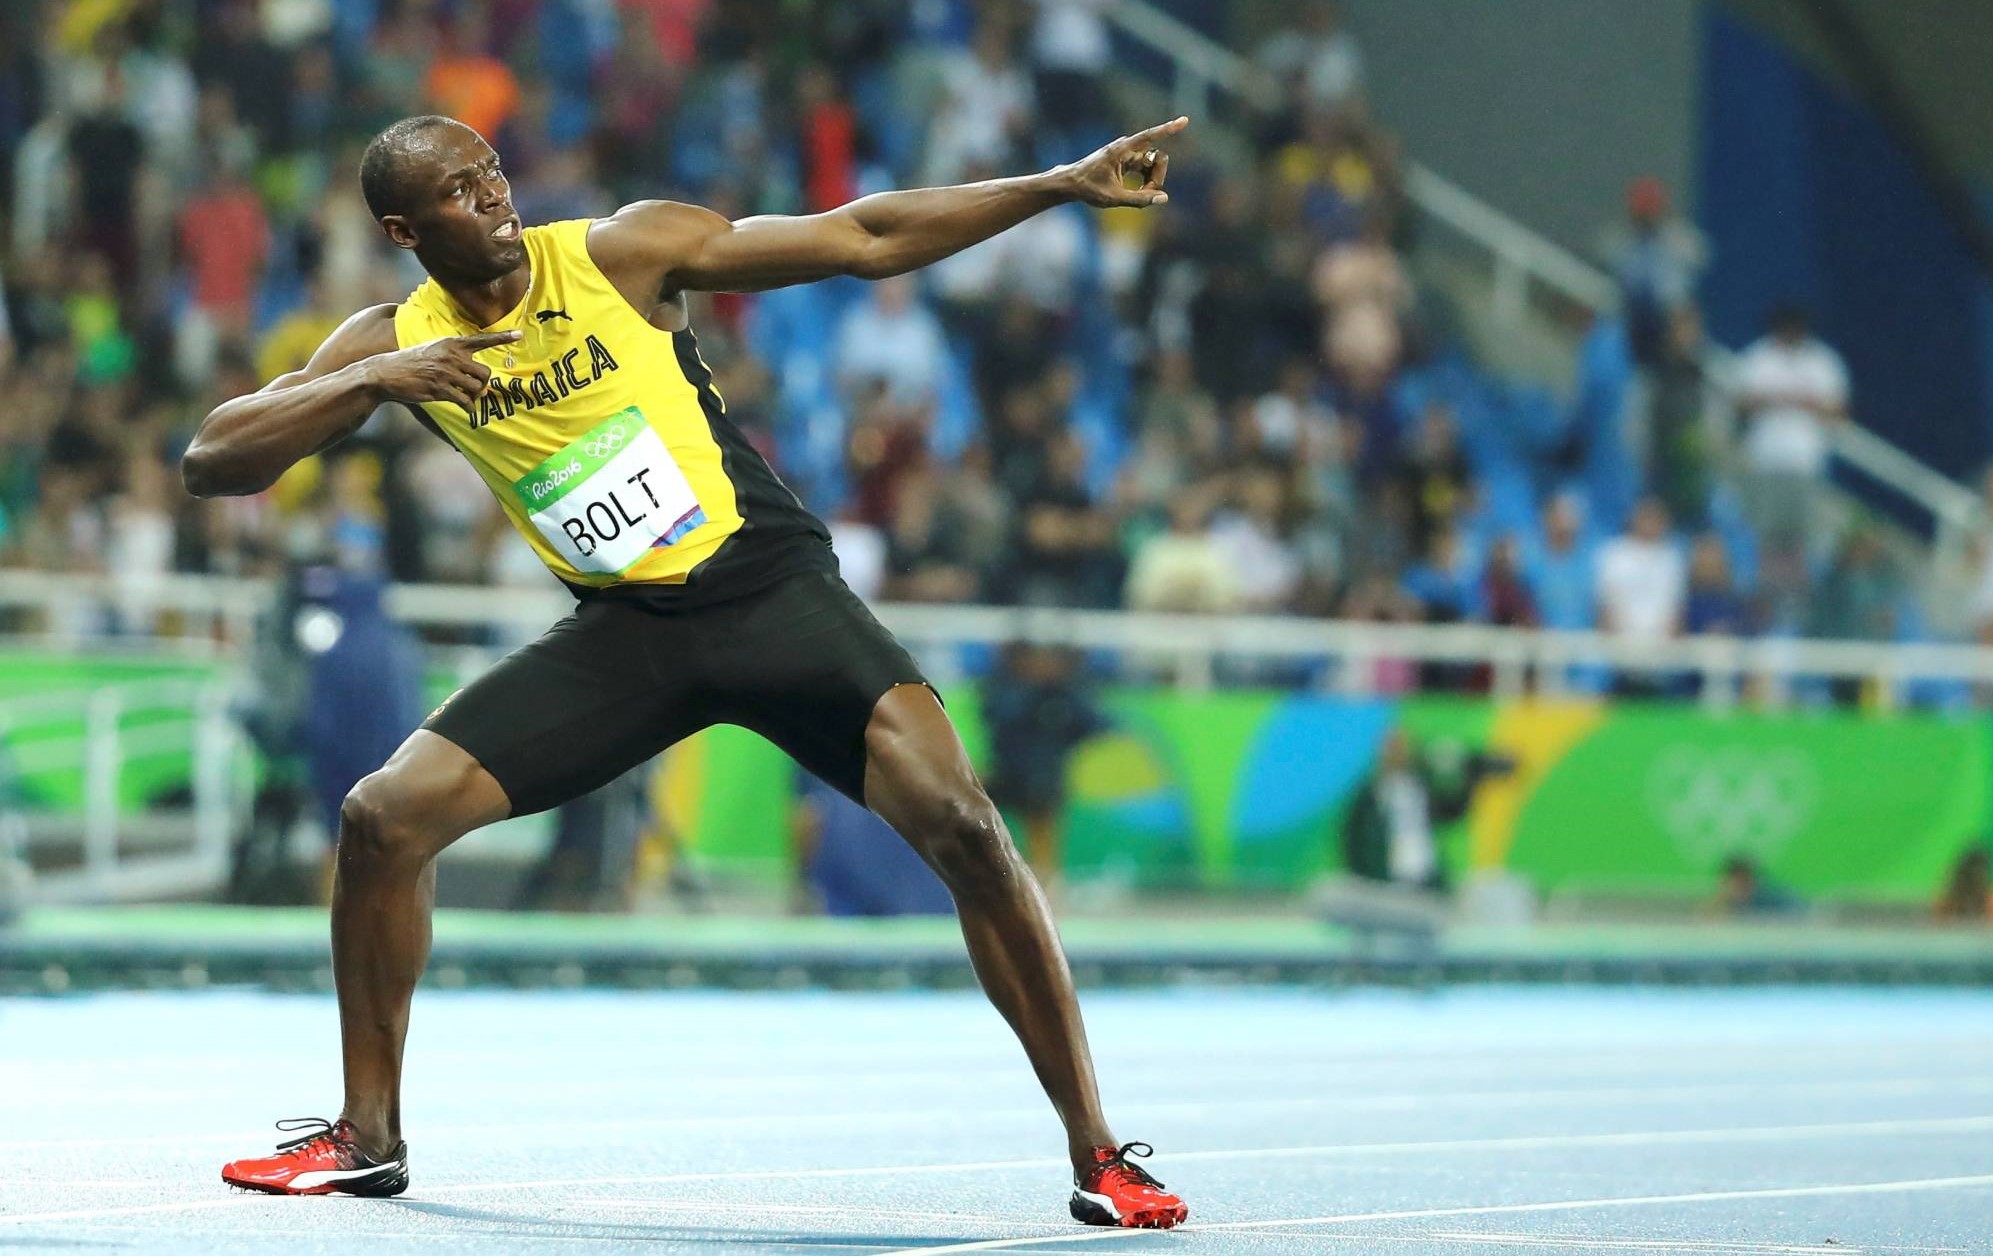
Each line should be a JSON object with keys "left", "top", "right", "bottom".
{"left": 568, "top": 327, "right": 834, "bottom": 612}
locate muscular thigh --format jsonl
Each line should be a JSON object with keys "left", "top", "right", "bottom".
{"left": 707, "top": 569, "right": 931, "bottom": 805}
{"left": 424, "top": 599, "right": 711, "bottom": 817}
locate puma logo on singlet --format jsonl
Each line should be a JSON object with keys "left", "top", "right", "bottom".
{"left": 535, "top": 308, "right": 572, "bottom": 323}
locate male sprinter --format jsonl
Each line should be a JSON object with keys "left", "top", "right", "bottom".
{"left": 183, "top": 113, "right": 1189, "bottom": 1228}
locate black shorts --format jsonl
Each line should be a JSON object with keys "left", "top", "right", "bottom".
{"left": 425, "top": 567, "right": 929, "bottom": 816}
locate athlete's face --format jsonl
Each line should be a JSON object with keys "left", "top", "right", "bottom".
{"left": 381, "top": 126, "right": 526, "bottom": 281}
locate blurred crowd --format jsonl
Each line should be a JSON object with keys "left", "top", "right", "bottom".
{"left": 0, "top": 0, "right": 1982, "bottom": 686}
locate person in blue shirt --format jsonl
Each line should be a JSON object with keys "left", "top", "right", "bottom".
{"left": 1524, "top": 495, "right": 1597, "bottom": 631}
{"left": 1683, "top": 534, "right": 1747, "bottom": 636}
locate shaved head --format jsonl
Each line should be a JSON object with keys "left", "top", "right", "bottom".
{"left": 359, "top": 115, "right": 470, "bottom": 221}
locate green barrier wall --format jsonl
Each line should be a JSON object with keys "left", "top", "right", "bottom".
{"left": 5, "top": 651, "right": 1985, "bottom": 898}
{"left": 659, "top": 691, "right": 1988, "bottom": 899}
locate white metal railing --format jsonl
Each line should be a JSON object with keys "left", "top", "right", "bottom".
{"left": 1101, "top": 0, "right": 1986, "bottom": 550}
{"left": 0, "top": 675, "right": 245, "bottom": 904}
{"left": 5, "top": 571, "right": 1993, "bottom": 712}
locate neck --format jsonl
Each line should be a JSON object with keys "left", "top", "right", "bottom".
{"left": 435, "top": 261, "right": 531, "bottom": 328}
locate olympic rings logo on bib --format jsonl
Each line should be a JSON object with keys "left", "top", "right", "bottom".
{"left": 511, "top": 407, "right": 708, "bottom": 576}
{"left": 584, "top": 425, "right": 628, "bottom": 459}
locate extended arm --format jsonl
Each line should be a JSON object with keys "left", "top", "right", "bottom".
{"left": 181, "top": 306, "right": 519, "bottom": 498}
{"left": 589, "top": 118, "right": 1187, "bottom": 300}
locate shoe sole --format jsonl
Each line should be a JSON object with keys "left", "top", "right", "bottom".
{"left": 222, "top": 1162, "right": 409, "bottom": 1198}
{"left": 1069, "top": 1192, "right": 1188, "bottom": 1229}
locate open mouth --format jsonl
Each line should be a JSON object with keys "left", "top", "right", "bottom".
{"left": 491, "top": 218, "right": 520, "bottom": 242}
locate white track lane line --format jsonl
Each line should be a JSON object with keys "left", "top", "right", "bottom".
{"left": 12, "top": 1074, "right": 1991, "bottom": 1153}
{"left": 0, "top": 1199, "right": 243, "bottom": 1227}
{"left": 1219, "top": 1228, "right": 1972, "bottom": 1253}
{"left": 409, "top": 1113, "right": 1993, "bottom": 1195}
{"left": 1415, "top": 1231, "right": 1968, "bottom": 1253}
{"left": 881, "top": 1173, "right": 1993, "bottom": 1256}
{"left": 12, "top": 1117, "right": 1991, "bottom": 1228}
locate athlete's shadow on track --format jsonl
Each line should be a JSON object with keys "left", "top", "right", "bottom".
{"left": 390, "top": 1199, "right": 1028, "bottom": 1248}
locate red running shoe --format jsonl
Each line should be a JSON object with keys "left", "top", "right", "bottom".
{"left": 220, "top": 1118, "right": 409, "bottom": 1197}
{"left": 1069, "top": 1141, "right": 1188, "bottom": 1228}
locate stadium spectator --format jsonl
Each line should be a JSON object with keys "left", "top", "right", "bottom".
{"left": 1600, "top": 176, "right": 1705, "bottom": 367}
{"left": 833, "top": 274, "right": 948, "bottom": 406}
{"left": 1212, "top": 465, "right": 1302, "bottom": 613}
{"left": 1395, "top": 403, "right": 1472, "bottom": 557}
{"left": 1809, "top": 527, "right": 1900, "bottom": 644}
{"left": 1337, "top": 730, "right": 1515, "bottom": 893}
{"left": 1012, "top": 430, "right": 1120, "bottom": 608}
{"left": 982, "top": 642, "right": 1109, "bottom": 887}
{"left": 177, "top": 155, "right": 270, "bottom": 337}
{"left": 792, "top": 769, "right": 953, "bottom": 917}
{"left": 923, "top": 17, "right": 1033, "bottom": 185}
{"left": 1714, "top": 854, "right": 1803, "bottom": 917}
{"left": 796, "top": 63, "right": 858, "bottom": 213}
{"left": 1402, "top": 525, "right": 1479, "bottom": 625}
{"left": 104, "top": 453, "right": 175, "bottom": 635}
{"left": 1683, "top": 535, "right": 1747, "bottom": 637}
{"left": 1274, "top": 101, "right": 1402, "bottom": 247}
{"left": 1125, "top": 493, "right": 1236, "bottom": 614}
{"left": 828, "top": 499, "right": 890, "bottom": 602}
{"left": 1596, "top": 497, "right": 1685, "bottom": 644}
{"left": 1734, "top": 304, "right": 1848, "bottom": 553}
{"left": 884, "top": 453, "right": 997, "bottom": 604}
{"left": 1481, "top": 536, "right": 1537, "bottom": 629}
{"left": 257, "top": 276, "right": 346, "bottom": 383}
{"left": 1933, "top": 847, "right": 1992, "bottom": 924}
{"left": 1526, "top": 495, "right": 1597, "bottom": 632}
{"left": 1030, "top": 0, "right": 1112, "bottom": 148}
{"left": 1134, "top": 348, "right": 1217, "bottom": 444}
{"left": 1256, "top": 0, "right": 1366, "bottom": 115}
{"left": 1646, "top": 304, "right": 1715, "bottom": 529}
{"left": 1313, "top": 215, "right": 1411, "bottom": 369}
{"left": 191, "top": 0, "right": 293, "bottom": 154}
{"left": 66, "top": 66, "right": 146, "bottom": 289}
{"left": 424, "top": 8, "right": 522, "bottom": 143}
{"left": 1248, "top": 358, "right": 1333, "bottom": 457}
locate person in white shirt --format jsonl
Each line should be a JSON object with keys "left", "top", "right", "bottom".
{"left": 832, "top": 274, "right": 948, "bottom": 406}
{"left": 1596, "top": 497, "right": 1686, "bottom": 643}
{"left": 1032, "top": 0, "right": 1111, "bottom": 140}
{"left": 923, "top": 23, "right": 1034, "bottom": 185}
{"left": 1256, "top": 0, "right": 1365, "bottom": 110}
{"left": 1125, "top": 494, "right": 1237, "bottom": 614}
{"left": 1733, "top": 305, "right": 1848, "bottom": 551}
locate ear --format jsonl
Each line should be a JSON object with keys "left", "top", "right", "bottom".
{"left": 381, "top": 215, "right": 418, "bottom": 251}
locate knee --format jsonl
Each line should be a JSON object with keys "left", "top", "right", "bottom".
{"left": 338, "top": 772, "right": 431, "bottom": 870}
{"left": 919, "top": 790, "right": 1019, "bottom": 899}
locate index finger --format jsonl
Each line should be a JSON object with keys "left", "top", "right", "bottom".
{"left": 1121, "top": 116, "right": 1190, "bottom": 151}
{"left": 454, "top": 330, "right": 525, "bottom": 350}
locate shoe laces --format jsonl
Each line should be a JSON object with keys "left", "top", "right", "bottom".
{"left": 273, "top": 1117, "right": 343, "bottom": 1155}
{"left": 1093, "top": 1142, "right": 1166, "bottom": 1191}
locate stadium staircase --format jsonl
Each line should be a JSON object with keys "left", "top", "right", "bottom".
{"left": 1100, "top": 0, "right": 1986, "bottom": 589}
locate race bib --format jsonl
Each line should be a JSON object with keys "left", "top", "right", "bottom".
{"left": 510, "top": 407, "right": 707, "bottom": 575}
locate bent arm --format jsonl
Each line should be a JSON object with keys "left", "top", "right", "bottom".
{"left": 590, "top": 118, "right": 1187, "bottom": 299}
{"left": 181, "top": 305, "right": 399, "bottom": 498}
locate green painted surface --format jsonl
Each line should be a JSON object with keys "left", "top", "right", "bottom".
{"left": 1510, "top": 706, "right": 1990, "bottom": 897}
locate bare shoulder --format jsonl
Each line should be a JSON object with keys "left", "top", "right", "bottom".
{"left": 260, "top": 303, "right": 400, "bottom": 391}
{"left": 314, "top": 303, "right": 401, "bottom": 367}
{"left": 587, "top": 201, "right": 730, "bottom": 297}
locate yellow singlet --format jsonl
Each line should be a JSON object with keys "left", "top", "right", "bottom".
{"left": 393, "top": 219, "right": 827, "bottom": 602}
